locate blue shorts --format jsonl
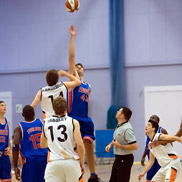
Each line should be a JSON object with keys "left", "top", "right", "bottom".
{"left": 22, "top": 156, "right": 47, "bottom": 182}
{"left": 72, "top": 116, "right": 95, "bottom": 142}
{"left": 146, "top": 159, "right": 161, "bottom": 180}
{"left": 0, "top": 155, "right": 11, "bottom": 181}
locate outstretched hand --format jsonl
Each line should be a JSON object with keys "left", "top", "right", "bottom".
{"left": 138, "top": 173, "right": 145, "bottom": 181}
{"left": 70, "top": 24, "right": 77, "bottom": 37}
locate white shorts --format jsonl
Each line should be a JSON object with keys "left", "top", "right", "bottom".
{"left": 45, "top": 159, "right": 82, "bottom": 182}
{"left": 152, "top": 158, "right": 181, "bottom": 182}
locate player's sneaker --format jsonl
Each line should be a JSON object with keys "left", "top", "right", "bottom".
{"left": 88, "top": 175, "right": 102, "bottom": 182}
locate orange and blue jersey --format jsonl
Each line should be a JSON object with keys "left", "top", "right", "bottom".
{"left": 0, "top": 117, "right": 9, "bottom": 151}
{"left": 0, "top": 117, "right": 11, "bottom": 181}
{"left": 19, "top": 118, "right": 48, "bottom": 164}
{"left": 68, "top": 81, "right": 91, "bottom": 118}
{"left": 68, "top": 81, "right": 95, "bottom": 142}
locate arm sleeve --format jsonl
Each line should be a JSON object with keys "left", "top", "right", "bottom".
{"left": 125, "top": 128, "right": 137, "bottom": 144}
{"left": 157, "top": 133, "right": 162, "bottom": 141}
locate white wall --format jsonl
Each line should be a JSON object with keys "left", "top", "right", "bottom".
{"left": 124, "top": 0, "right": 182, "bottom": 160}
{"left": 145, "top": 85, "right": 182, "bottom": 160}
{"left": 0, "top": 0, "right": 109, "bottom": 72}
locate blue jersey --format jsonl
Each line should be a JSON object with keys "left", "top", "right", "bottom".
{"left": 19, "top": 118, "right": 47, "bottom": 164}
{"left": 0, "top": 117, "right": 9, "bottom": 151}
{"left": 68, "top": 81, "right": 91, "bottom": 119}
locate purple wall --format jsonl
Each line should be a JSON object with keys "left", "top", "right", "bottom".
{"left": 0, "top": 0, "right": 109, "bottom": 72}
{"left": 0, "top": 0, "right": 182, "bottom": 161}
{"left": 0, "top": 0, "right": 110, "bottom": 134}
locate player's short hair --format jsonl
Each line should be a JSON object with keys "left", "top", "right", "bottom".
{"left": 75, "top": 63, "right": 84, "bottom": 70}
{"left": 121, "top": 107, "right": 132, "bottom": 121}
{"left": 148, "top": 120, "right": 159, "bottom": 133}
{"left": 0, "top": 101, "right": 5, "bottom": 104}
{"left": 22, "top": 105, "right": 35, "bottom": 120}
{"left": 149, "top": 115, "right": 160, "bottom": 123}
{"left": 46, "top": 69, "right": 59, "bottom": 86}
{"left": 53, "top": 96, "right": 67, "bottom": 116}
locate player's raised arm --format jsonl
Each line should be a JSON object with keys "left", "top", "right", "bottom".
{"left": 58, "top": 70, "right": 81, "bottom": 90}
{"left": 69, "top": 25, "right": 79, "bottom": 78}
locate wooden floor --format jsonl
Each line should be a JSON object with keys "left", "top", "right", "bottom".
{"left": 12, "top": 161, "right": 182, "bottom": 182}
{"left": 83, "top": 162, "right": 182, "bottom": 182}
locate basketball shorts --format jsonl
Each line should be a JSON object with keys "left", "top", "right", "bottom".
{"left": 72, "top": 116, "right": 95, "bottom": 142}
{"left": 21, "top": 155, "right": 47, "bottom": 182}
{"left": 152, "top": 158, "right": 181, "bottom": 182}
{"left": 146, "top": 159, "right": 161, "bottom": 180}
{"left": 0, "top": 155, "right": 11, "bottom": 181}
{"left": 45, "top": 159, "right": 83, "bottom": 182}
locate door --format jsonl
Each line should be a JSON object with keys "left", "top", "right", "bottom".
{"left": 144, "top": 85, "right": 182, "bottom": 160}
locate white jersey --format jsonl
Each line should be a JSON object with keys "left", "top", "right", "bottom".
{"left": 41, "top": 82, "right": 67, "bottom": 118}
{"left": 149, "top": 133, "right": 178, "bottom": 167}
{"left": 44, "top": 115, "right": 79, "bottom": 162}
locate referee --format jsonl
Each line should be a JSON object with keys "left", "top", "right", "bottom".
{"left": 105, "top": 107, "right": 138, "bottom": 182}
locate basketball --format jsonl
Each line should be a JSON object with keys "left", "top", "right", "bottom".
{"left": 65, "top": 0, "right": 80, "bottom": 13}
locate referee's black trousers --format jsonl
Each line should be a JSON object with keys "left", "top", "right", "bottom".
{"left": 109, "top": 154, "right": 134, "bottom": 182}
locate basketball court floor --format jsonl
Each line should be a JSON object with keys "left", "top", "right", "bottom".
{"left": 12, "top": 161, "right": 182, "bottom": 182}
{"left": 84, "top": 162, "right": 182, "bottom": 182}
